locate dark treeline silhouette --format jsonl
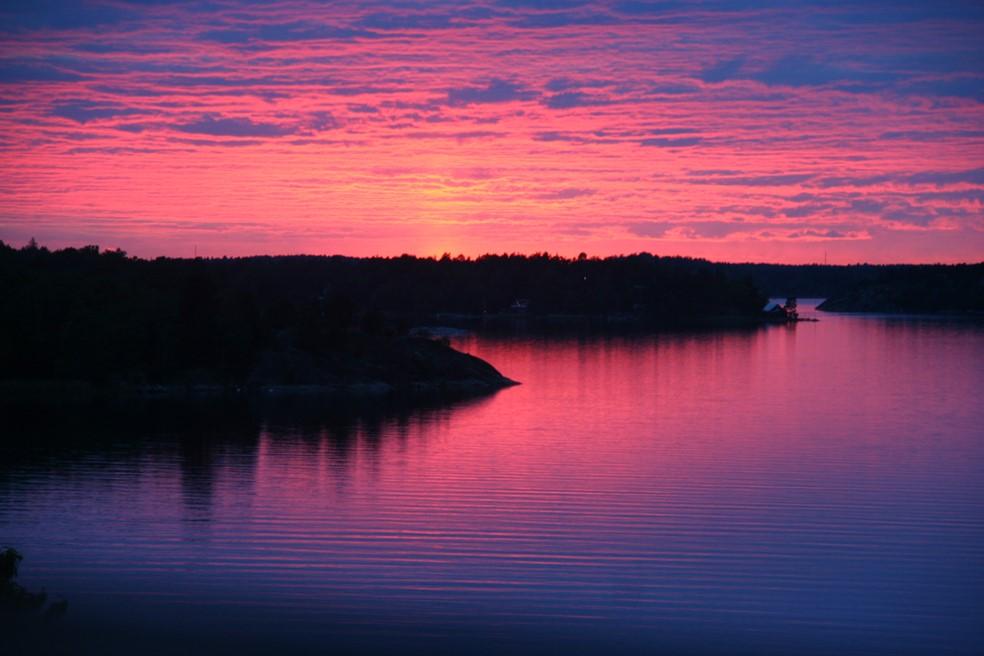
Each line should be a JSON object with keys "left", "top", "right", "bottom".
{"left": 0, "top": 241, "right": 764, "bottom": 386}
{"left": 4, "top": 240, "right": 979, "bottom": 386}
{"left": 728, "top": 262, "right": 984, "bottom": 302}
{"left": 728, "top": 263, "right": 876, "bottom": 297}
{"left": 813, "top": 263, "right": 984, "bottom": 313}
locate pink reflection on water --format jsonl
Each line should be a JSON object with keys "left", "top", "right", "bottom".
{"left": 2, "top": 303, "right": 982, "bottom": 653}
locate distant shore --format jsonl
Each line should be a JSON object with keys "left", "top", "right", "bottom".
{"left": 816, "top": 265, "right": 983, "bottom": 314}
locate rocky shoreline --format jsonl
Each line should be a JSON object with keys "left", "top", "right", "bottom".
{"left": 0, "top": 337, "right": 519, "bottom": 406}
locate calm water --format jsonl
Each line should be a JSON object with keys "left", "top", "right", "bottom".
{"left": 2, "top": 302, "right": 983, "bottom": 655}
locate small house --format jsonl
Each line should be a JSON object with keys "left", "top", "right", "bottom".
{"left": 763, "top": 301, "right": 789, "bottom": 322}
{"left": 763, "top": 297, "right": 799, "bottom": 322}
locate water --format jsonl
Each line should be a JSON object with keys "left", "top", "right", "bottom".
{"left": 2, "top": 301, "right": 982, "bottom": 654}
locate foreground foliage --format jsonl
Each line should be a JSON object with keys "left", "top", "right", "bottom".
{"left": 1, "top": 548, "right": 67, "bottom": 619}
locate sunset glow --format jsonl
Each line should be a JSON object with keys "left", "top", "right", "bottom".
{"left": 1, "top": 1, "right": 982, "bottom": 262}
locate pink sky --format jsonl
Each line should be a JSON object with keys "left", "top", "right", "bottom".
{"left": 0, "top": 1, "right": 982, "bottom": 263}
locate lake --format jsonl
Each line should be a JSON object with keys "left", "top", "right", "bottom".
{"left": 2, "top": 301, "right": 982, "bottom": 655}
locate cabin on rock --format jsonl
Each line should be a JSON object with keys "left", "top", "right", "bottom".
{"left": 763, "top": 297, "right": 799, "bottom": 322}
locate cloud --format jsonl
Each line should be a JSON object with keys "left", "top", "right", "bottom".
{"left": 543, "top": 91, "right": 612, "bottom": 108}
{"left": 649, "top": 128, "right": 698, "bottom": 135}
{"left": 678, "top": 221, "right": 762, "bottom": 238}
{"left": 689, "top": 169, "right": 740, "bottom": 176}
{"left": 329, "top": 85, "right": 407, "bottom": 96}
{"left": 640, "top": 136, "right": 702, "bottom": 147}
{"left": 906, "top": 168, "right": 984, "bottom": 187}
{"left": 787, "top": 229, "right": 848, "bottom": 239}
{"left": 783, "top": 203, "right": 832, "bottom": 218}
{"left": 816, "top": 168, "right": 984, "bottom": 188}
{"left": 814, "top": 174, "right": 894, "bottom": 188}
{"left": 696, "top": 54, "right": 914, "bottom": 92}
{"left": 533, "top": 130, "right": 619, "bottom": 144}
{"left": 305, "top": 111, "right": 339, "bottom": 131}
{"left": 114, "top": 123, "right": 148, "bottom": 133}
{"left": 625, "top": 221, "right": 671, "bottom": 237}
{"left": 50, "top": 100, "right": 143, "bottom": 123}
{"left": 879, "top": 129, "right": 984, "bottom": 141}
{"left": 356, "top": 12, "right": 456, "bottom": 30}
{"left": 65, "top": 146, "right": 163, "bottom": 155}
{"left": 545, "top": 77, "right": 613, "bottom": 91}
{"left": 902, "top": 76, "right": 984, "bottom": 101}
{"left": 71, "top": 41, "right": 169, "bottom": 55}
{"left": 447, "top": 79, "right": 537, "bottom": 106}
{"left": 693, "top": 173, "right": 815, "bottom": 186}
{"left": 647, "top": 82, "right": 701, "bottom": 95}
{"left": 699, "top": 57, "right": 744, "bottom": 83}
{"left": 399, "top": 130, "right": 502, "bottom": 141}
{"left": 626, "top": 219, "right": 867, "bottom": 241}
{"left": 0, "top": 1, "right": 134, "bottom": 31}
{"left": 833, "top": 196, "right": 970, "bottom": 228}
{"left": 509, "top": 12, "right": 617, "bottom": 28}
{"left": 0, "top": 60, "right": 84, "bottom": 83}
{"left": 536, "top": 187, "right": 596, "bottom": 200}
{"left": 172, "top": 115, "right": 294, "bottom": 137}
{"left": 200, "top": 21, "right": 375, "bottom": 44}
{"left": 914, "top": 189, "right": 984, "bottom": 204}
{"left": 750, "top": 55, "right": 899, "bottom": 88}
{"left": 534, "top": 131, "right": 584, "bottom": 142}
{"left": 613, "top": 1, "right": 682, "bottom": 14}
{"left": 498, "top": 0, "right": 594, "bottom": 8}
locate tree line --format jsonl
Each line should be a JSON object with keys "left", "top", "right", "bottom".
{"left": 0, "top": 242, "right": 765, "bottom": 384}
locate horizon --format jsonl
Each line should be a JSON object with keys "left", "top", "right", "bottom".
{"left": 8, "top": 237, "right": 984, "bottom": 267}
{"left": 1, "top": 2, "right": 983, "bottom": 264}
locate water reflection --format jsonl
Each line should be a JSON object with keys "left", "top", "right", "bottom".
{"left": 1, "top": 307, "right": 982, "bottom": 655}
{"left": 178, "top": 436, "right": 218, "bottom": 525}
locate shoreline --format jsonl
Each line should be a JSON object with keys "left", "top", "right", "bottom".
{"left": 0, "top": 375, "right": 519, "bottom": 405}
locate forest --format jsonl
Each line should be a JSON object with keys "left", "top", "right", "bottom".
{"left": 731, "top": 262, "right": 984, "bottom": 303}
{"left": 0, "top": 241, "right": 764, "bottom": 386}
{"left": 1, "top": 240, "right": 979, "bottom": 386}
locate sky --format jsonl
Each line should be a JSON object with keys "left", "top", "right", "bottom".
{"left": 0, "top": 1, "right": 982, "bottom": 263}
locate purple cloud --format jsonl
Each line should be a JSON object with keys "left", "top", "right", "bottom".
{"left": 172, "top": 115, "right": 294, "bottom": 138}
{"left": 447, "top": 79, "right": 538, "bottom": 106}
{"left": 640, "top": 136, "right": 702, "bottom": 147}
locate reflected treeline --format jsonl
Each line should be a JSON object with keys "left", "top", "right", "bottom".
{"left": 177, "top": 434, "right": 221, "bottom": 524}
{"left": 0, "top": 393, "right": 494, "bottom": 520}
